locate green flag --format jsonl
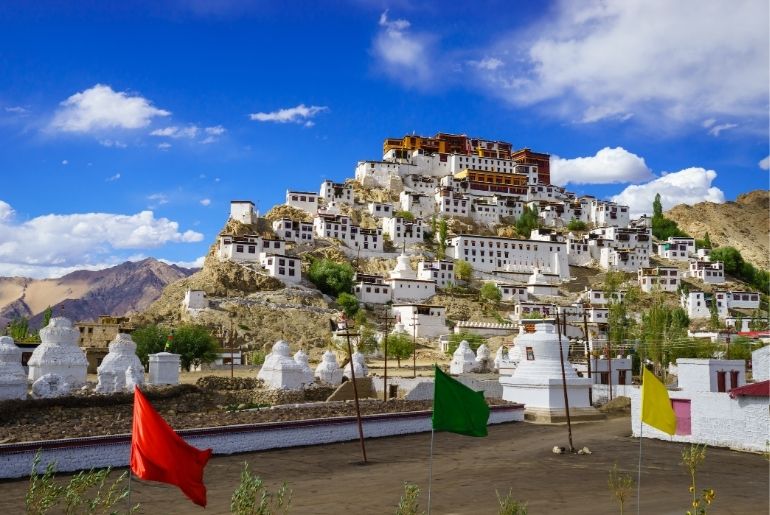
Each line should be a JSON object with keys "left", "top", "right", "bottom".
{"left": 432, "top": 365, "right": 490, "bottom": 437}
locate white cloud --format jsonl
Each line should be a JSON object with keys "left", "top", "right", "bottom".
{"left": 373, "top": 11, "right": 433, "bottom": 87}
{"left": 4, "top": 106, "right": 27, "bottom": 114}
{"left": 759, "top": 156, "right": 770, "bottom": 171}
{"left": 707, "top": 123, "right": 738, "bottom": 137}
{"left": 611, "top": 167, "right": 725, "bottom": 218}
{"left": 205, "top": 125, "right": 225, "bottom": 135}
{"left": 550, "top": 147, "right": 654, "bottom": 186}
{"left": 160, "top": 256, "right": 205, "bottom": 269}
{"left": 99, "top": 139, "right": 127, "bottom": 148}
{"left": 106, "top": 173, "right": 121, "bottom": 182}
{"left": 0, "top": 202, "right": 203, "bottom": 279}
{"left": 61, "top": 160, "right": 68, "bottom": 165}
{"left": 482, "top": 0, "right": 768, "bottom": 127}
{"left": 150, "top": 125, "right": 199, "bottom": 138}
{"left": 200, "top": 198, "right": 211, "bottom": 206}
{"left": 50, "top": 84, "right": 170, "bottom": 133}
{"left": 249, "top": 104, "right": 328, "bottom": 124}
{"left": 157, "top": 142, "right": 172, "bottom": 150}
{"left": 468, "top": 57, "right": 503, "bottom": 71}
{"left": 702, "top": 118, "right": 716, "bottom": 129}
{"left": 147, "top": 193, "right": 169, "bottom": 207}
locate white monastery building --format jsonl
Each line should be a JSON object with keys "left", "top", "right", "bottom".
{"left": 260, "top": 254, "right": 301, "bottom": 283}
{"left": 217, "top": 234, "right": 285, "bottom": 262}
{"left": 319, "top": 180, "right": 354, "bottom": 205}
{"left": 229, "top": 200, "right": 258, "bottom": 225}
{"left": 417, "top": 260, "right": 455, "bottom": 288}
{"left": 382, "top": 217, "right": 425, "bottom": 246}
{"left": 272, "top": 219, "right": 314, "bottom": 244}
{"left": 447, "top": 235, "right": 569, "bottom": 279}
{"left": 638, "top": 266, "right": 680, "bottom": 293}
{"left": 285, "top": 190, "right": 320, "bottom": 214}
{"left": 392, "top": 304, "right": 447, "bottom": 339}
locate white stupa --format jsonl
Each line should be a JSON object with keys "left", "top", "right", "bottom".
{"left": 0, "top": 336, "right": 27, "bottom": 400}
{"left": 450, "top": 340, "right": 478, "bottom": 374}
{"left": 390, "top": 253, "right": 416, "bottom": 279}
{"left": 259, "top": 341, "right": 305, "bottom": 390}
{"left": 343, "top": 351, "right": 368, "bottom": 380}
{"left": 28, "top": 317, "right": 87, "bottom": 389}
{"left": 293, "top": 349, "right": 315, "bottom": 386}
{"left": 526, "top": 268, "right": 558, "bottom": 296}
{"left": 96, "top": 333, "right": 145, "bottom": 393}
{"left": 475, "top": 344, "right": 492, "bottom": 372}
{"left": 499, "top": 320, "right": 601, "bottom": 422}
{"left": 315, "top": 350, "right": 343, "bottom": 385}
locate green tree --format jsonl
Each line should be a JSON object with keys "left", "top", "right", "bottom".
{"left": 515, "top": 205, "right": 539, "bottom": 238}
{"left": 454, "top": 259, "right": 473, "bottom": 282}
{"left": 567, "top": 218, "right": 587, "bottom": 231}
{"left": 652, "top": 193, "right": 663, "bottom": 218}
{"left": 651, "top": 194, "right": 690, "bottom": 240}
{"left": 307, "top": 258, "right": 355, "bottom": 297}
{"left": 446, "top": 331, "right": 486, "bottom": 355}
{"left": 709, "top": 246, "right": 743, "bottom": 275}
{"left": 708, "top": 299, "right": 721, "bottom": 331}
{"left": 437, "top": 218, "right": 448, "bottom": 259}
{"left": 386, "top": 332, "right": 413, "bottom": 367}
{"left": 725, "top": 336, "right": 756, "bottom": 361}
{"left": 172, "top": 324, "right": 220, "bottom": 371}
{"left": 480, "top": 282, "right": 502, "bottom": 307}
{"left": 337, "top": 293, "right": 360, "bottom": 319}
{"left": 8, "top": 316, "right": 33, "bottom": 341}
{"left": 132, "top": 324, "right": 170, "bottom": 367}
{"left": 354, "top": 311, "right": 379, "bottom": 355}
{"left": 41, "top": 306, "right": 53, "bottom": 329}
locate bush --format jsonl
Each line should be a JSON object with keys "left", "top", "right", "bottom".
{"left": 307, "top": 258, "right": 355, "bottom": 297}
{"left": 446, "top": 331, "right": 486, "bottom": 355}
{"left": 480, "top": 283, "right": 502, "bottom": 305}
{"left": 385, "top": 332, "right": 413, "bottom": 367}
{"left": 337, "top": 293, "right": 360, "bottom": 318}
{"left": 395, "top": 482, "right": 423, "bottom": 515}
{"left": 515, "top": 205, "right": 539, "bottom": 238}
{"left": 394, "top": 210, "right": 415, "bottom": 222}
{"left": 230, "top": 462, "right": 292, "bottom": 515}
{"left": 567, "top": 218, "right": 587, "bottom": 231}
{"left": 454, "top": 260, "right": 473, "bottom": 282}
{"left": 132, "top": 324, "right": 171, "bottom": 367}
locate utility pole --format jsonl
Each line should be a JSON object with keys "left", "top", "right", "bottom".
{"left": 557, "top": 311, "right": 575, "bottom": 453}
{"left": 411, "top": 311, "right": 420, "bottom": 378}
{"left": 336, "top": 317, "right": 367, "bottom": 464}
{"left": 582, "top": 309, "right": 592, "bottom": 405}
{"left": 378, "top": 307, "right": 396, "bottom": 401}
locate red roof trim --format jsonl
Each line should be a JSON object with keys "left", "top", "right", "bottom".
{"left": 729, "top": 380, "right": 770, "bottom": 398}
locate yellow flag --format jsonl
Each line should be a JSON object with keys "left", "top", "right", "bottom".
{"left": 641, "top": 367, "right": 677, "bottom": 435}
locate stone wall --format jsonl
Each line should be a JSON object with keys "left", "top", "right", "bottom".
{"left": 370, "top": 375, "right": 503, "bottom": 401}
{"left": 0, "top": 405, "right": 524, "bottom": 479}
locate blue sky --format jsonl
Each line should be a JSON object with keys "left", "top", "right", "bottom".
{"left": 0, "top": 0, "right": 768, "bottom": 278}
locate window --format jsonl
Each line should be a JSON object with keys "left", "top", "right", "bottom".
{"left": 526, "top": 347, "right": 535, "bottom": 360}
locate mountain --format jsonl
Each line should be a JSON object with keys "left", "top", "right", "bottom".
{"left": 666, "top": 190, "right": 769, "bottom": 270}
{"left": 0, "top": 258, "right": 196, "bottom": 329}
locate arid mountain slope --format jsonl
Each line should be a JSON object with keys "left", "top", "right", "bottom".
{"left": 666, "top": 190, "right": 769, "bottom": 270}
{"left": 0, "top": 258, "right": 195, "bottom": 329}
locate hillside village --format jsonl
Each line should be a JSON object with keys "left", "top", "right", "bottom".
{"left": 149, "top": 132, "right": 765, "bottom": 358}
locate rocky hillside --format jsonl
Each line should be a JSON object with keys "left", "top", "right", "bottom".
{"left": 0, "top": 258, "right": 195, "bottom": 329}
{"left": 666, "top": 190, "right": 769, "bottom": 270}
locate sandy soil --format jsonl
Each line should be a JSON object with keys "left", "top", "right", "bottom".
{"left": 0, "top": 416, "right": 765, "bottom": 514}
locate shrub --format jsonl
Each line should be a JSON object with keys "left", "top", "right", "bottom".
{"left": 394, "top": 210, "right": 415, "bottom": 222}
{"left": 454, "top": 260, "right": 473, "bottom": 282}
{"left": 230, "top": 462, "right": 292, "bottom": 515}
{"left": 480, "top": 282, "right": 502, "bottom": 305}
{"left": 395, "top": 482, "right": 423, "bottom": 515}
{"left": 337, "top": 293, "right": 360, "bottom": 318}
{"left": 446, "top": 331, "right": 486, "bottom": 355}
{"left": 307, "top": 258, "right": 355, "bottom": 297}
{"left": 496, "top": 489, "right": 528, "bottom": 515}
{"left": 567, "top": 218, "right": 587, "bottom": 231}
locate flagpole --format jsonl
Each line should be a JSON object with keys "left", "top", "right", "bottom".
{"left": 127, "top": 471, "right": 132, "bottom": 514}
{"left": 637, "top": 419, "right": 643, "bottom": 515}
{"left": 427, "top": 428, "right": 435, "bottom": 515}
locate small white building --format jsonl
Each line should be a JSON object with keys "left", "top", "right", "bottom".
{"left": 435, "top": 190, "right": 469, "bottom": 217}
{"left": 681, "top": 291, "right": 712, "bottom": 319}
{"left": 182, "top": 289, "right": 208, "bottom": 313}
{"left": 496, "top": 283, "right": 528, "bottom": 303}
{"left": 387, "top": 253, "right": 436, "bottom": 303}
{"left": 688, "top": 259, "right": 725, "bottom": 284}
{"left": 392, "top": 304, "right": 447, "bottom": 339}
{"left": 579, "top": 288, "right": 626, "bottom": 306}
{"left": 512, "top": 302, "right": 558, "bottom": 320}
{"left": 638, "top": 266, "right": 680, "bottom": 293}
{"left": 599, "top": 247, "right": 649, "bottom": 273}
{"left": 727, "top": 291, "right": 761, "bottom": 310}
{"left": 229, "top": 200, "right": 257, "bottom": 225}
{"left": 417, "top": 260, "right": 455, "bottom": 289}
{"left": 217, "top": 234, "right": 285, "bottom": 262}
{"left": 367, "top": 202, "right": 394, "bottom": 219}
{"left": 285, "top": 190, "right": 320, "bottom": 214}
{"left": 260, "top": 254, "right": 301, "bottom": 283}
{"left": 382, "top": 217, "right": 424, "bottom": 246}
{"left": 526, "top": 268, "right": 559, "bottom": 296}
{"left": 313, "top": 214, "right": 383, "bottom": 252}
{"left": 590, "top": 200, "right": 630, "bottom": 228}
{"left": 658, "top": 241, "right": 691, "bottom": 261}
{"left": 399, "top": 191, "right": 435, "bottom": 219}
{"left": 320, "top": 180, "right": 354, "bottom": 205}
{"left": 589, "top": 355, "right": 633, "bottom": 386}
{"left": 353, "top": 273, "right": 392, "bottom": 304}
{"left": 272, "top": 218, "right": 314, "bottom": 244}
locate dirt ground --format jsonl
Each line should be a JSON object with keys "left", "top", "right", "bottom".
{"left": 0, "top": 416, "right": 766, "bottom": 514}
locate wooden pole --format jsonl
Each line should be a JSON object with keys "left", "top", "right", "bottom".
{"left": 342, "top": 326, "right": 367, "bottom": 464}
{"left": 411, "top": 312, "right": 420, "bottom": 378}
{"left": 583, "top": 309, "right": 592, "bottom": 405}
{"left": 378, "top": 307, "right": 396, "bottom": 401}
{"left": 557, "top": 311, "right": 575, "bottom": 452}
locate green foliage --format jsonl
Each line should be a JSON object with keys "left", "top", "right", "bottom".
{"left": 394, "top": 210, "right": 415, "bottom": 222}
{"left": 386, "top": 332, "right": 413, "bottom": 367}
{"left": 681, "top": 444, "right": 716, "bottom": 514}
{"left": 446, "top": 331, "right": 486, "bottom": 355}
{"left": 708, "top": 301, "right": 721, "bottom": 331}
{"left": 171, "top": 324, "right": 220, "bottom": 371}
{"left": 496, "top": 489, "right": 528, "bottom": 515}
{"left": 25, "top": 452, "right": 136, "bottom": 515}
{"left": 640, "top": 294, "right": 693, "bottom": 372}
{"left": 8, "top": 316, "right": 30, "bottom": 340}
{"left": 354, "top": 311, "right": 379, "bottom": 355}
{"left": 454, "top": 259, "right": 473, "bottom": 282}
{"left": 515, "top": 205, "right": 539, "bottom": 238}
{"left": 725, "top": 337, "right": 757, "bottom": 361}
{"left": 132, "top": 324, "right": 170, "bottom": 367}
{"left": 437, "top": 218, "right": 449, "bottom": 259}
{"left": 230, "top": 462, "right": 292, "bottom": 515}
{"left": 337, "top": 293, "right": 360, "bottom": 319}
{"left": 695, "top": 232, "right": 712, "bottom": 250}
{"left": 607, "top": 464, "right": 634, "bottom": 515}
{"left": 248, "top": 350, "right": 267, "bottom": 366}
{"left": 395, "top": 482, "right": 424, "bottom": 515}
{"left": 709, "top": 246, "right": 770, "bottom": 294}
{"left": 41, "top": 307, "right": 53, "bottom": 329}
{"left": 651, "top": 194, "right": 690, "bottom": 240}
{"left": 566, "top": 218, "right": 588, "bottom": 231}
{"left": 307, "top": 258, "right": 355, "bottom": 297}
{"left": 480, "top": 282, "right": 502, "bottom": 306}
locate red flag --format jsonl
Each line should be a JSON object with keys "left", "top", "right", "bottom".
{"left": 130, "top": 387, "right": 212, "bottom": 507}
